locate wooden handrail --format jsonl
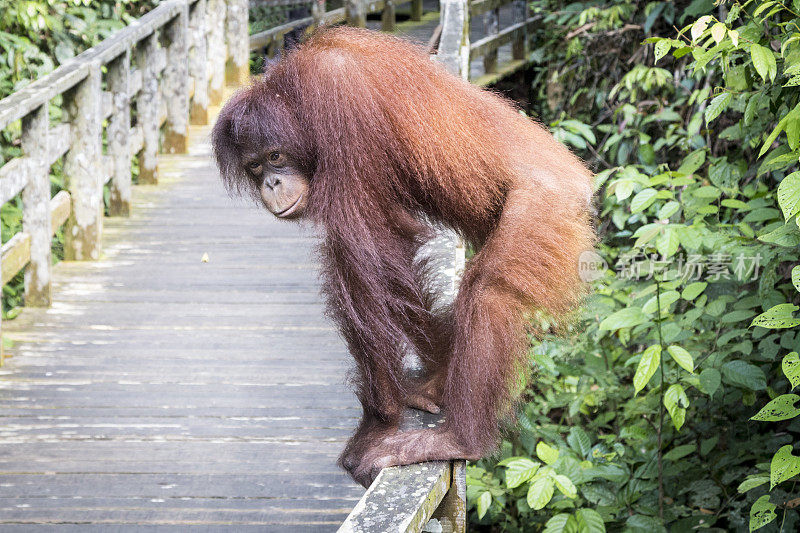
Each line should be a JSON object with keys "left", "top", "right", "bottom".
{"left": 0, "top": 0, "right": 246, "bottom": 351}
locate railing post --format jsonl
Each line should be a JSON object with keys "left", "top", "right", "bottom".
{"left": 411, "top": 0, "right": 423, "bottom": 21}
{"left": 21, "top": 104, "right": 51, "bottom": 305}
{"left": 512, "top": 0, "right": 529, "bottom": 60}
{"left": 382, "top": 1, "right": 396, "bottom": 32}
{"left": 438, "top": 0, "right": 470, "bottom": 80}
{"left": 136, "top": 33, "right": 160, "bottom": 184}
{"left": 163, "top": 6, "right": 190, "bottom": 153}
{"left": 312, "top": 0, "right": 325, "bottom": 29}
{"left": 190, "top": 0, "right": 210, "bottom": 125}
{"left": 347, "top": 0, "right": 366, "bottom": 27}
{"left": 267, "top": 35, "right": 284, "bottom": 59}
{"left": 483, "top": 7, "right": 499, "bottom": 74}
{"left": 429, "top": 462, "right": 467, "bottom": 532}
{"left": 63, "top": 65, "right": 103, "bottom": 261}
{"left": 207, "top": 0, "right": 227, "bottom": 105}
{"left": 225, "top": 0, "right": 249, "bottom": 86}
{"left": 107, "top": 50, "right": 131, "bottom": 216}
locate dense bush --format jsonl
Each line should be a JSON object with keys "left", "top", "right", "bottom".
{"left": 469, "top": 0, "right": 800, "bottom": 531}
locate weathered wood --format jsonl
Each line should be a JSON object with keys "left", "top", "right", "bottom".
{"left": 162, "top": 7, "right": 190, "bottom": 154}
{"left": 411, "top": 0, "right": 423, "bottom": 20}
{"left": 0, "top": 114, "right": 363, "bottom": 526}
{"left": 1, "top": 232, "right": 31, "bottom": 285}
{"left": 267, "top": 34, "right": 285, "bottom": 58}
{"left": 438, "top": 0, "right": 470, "bottom": 80}
{"left": 129, "top": 68, "right": 143, "bottom": 95}
{"left": 21, "top": 105, "right": 51, "bottom": 306}
{"left": 63, "top": 63, "right": 103, "bottom": 261}
{"left": 339, "top": 461, "right": 451, "bottom": 532}
{"left": 250, "top": 17, "right": 314, "bottom": 50}
{"left": 323, "top": 6, "right": 348, "bottom": 24}
{"left": 382, "top": 0, "right": 397, "bottom": 32}
{"left": 50, "top": 190, "right": 71, "bottom": 234}
{"left": 0, "top": 157, "right": 32, "bottom": 204}
{"left": 189, "top": 0, "right": 210, "bottom": 125}
{"left": 207, "top": 0, "right": 227, "bottom": 104}
{"left": 429, "top": 461, "right": 467, "bottom": 532}
{"left": 469, "top": 17, "right": 536, "bottom": 59}
{"left": 483, "top": 7, "right": 499, "bottom": 73}
{"left": 347, "top": 0, "right": 367, "bottom": 27}
{"left": 512, "top": 0, "right": 529, "bottom": 60}
{"left": 0, "top": 1, "right": 189, "bottom": 132}
{"left": 46, "top": 123, "right": 71, "bottom": 164}
{"left": 225, "top": 0, "right": 249, "bottom": 86}
{"left": 106, "top": 50, "right": 132, "bottom": 217}
{"left": 129, "top": 125, "right": 144, "bottom": 157}
{"left": 135, "top": 33, "right": 160, "bottom": 184}
{"left": 469, "top": 0, "right": 513, "bottom": 17}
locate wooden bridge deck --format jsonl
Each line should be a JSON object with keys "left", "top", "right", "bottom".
{"left": 0, "top": 112, "right": 364, "bottom": 530}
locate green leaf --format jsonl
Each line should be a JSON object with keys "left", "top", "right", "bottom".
{"left": 537, "top": 442, "right": 559, "bottom": 465}
{"left": 710, "top": 22, "right": 726, "bottom": 43}
{"left": 575, "top": 508, "right": 606, "bottom": 533}
{"left": 794, "top": 266, "right": 800, "bottom": 293}
{"left": 749, "top": 494, "right": 777, "bottom": 531}
{"left": 705, "top": 92, "right": 732, "bottom": 123}
{"left": 682, "top": 282, "right": 707, "bottom": 300}
{"left": 642, "top": 290, "right": 680, "bottom": 314}
{"left": 678, "top": 149, "right": 706, "bottom": 175}
{"left": 664, "top": 384, "right": 689, "bottom": 430}
{"left": 656, "top": 228, "right": 680, "bottom": 258}
{"left": 527, "top": 475, "right": 555, "bottom": 510}
{"left": 667, "top": 345, "right": 694, "bottom": 373}
{"left": 770, "top": 445, "right": 800, "bottom": 489}
{"left": 722, "top": 360, "right": 767, "bottom": 391}
{"left": 783, "top": 352, "right": 800, "bottom": 389}
{"left": 758, "top": 223, "right": 800, "bottom": 247}
{"left": 567, "top": 427, "right": 592, "bottom": 458}
{"left": 664, "top": 443, "right": 696, "bottom": 461}
{"left": 476, "top": 490, "right": 491, "bottom": 519}
{"left": 691, "top": 15, "right": 712, "bottom": 41}
{"left": 751, "top": 394, "right": 800, "bottom": 421}
{"left": 543, "top": 514, "right": 573, "bottom": 533}
{"left": 553, "top": 474, "right": 577, "bottom": 498}
{"left": 658, "top": 200, "right": 680, "bottom": 219}
{"left": 634, "top": 345, "right": 661, "bottom": 394}
{"left": 654, "top": 39, "right": 671, "bottom": 63}
{"left": 631, "top": 188, "right": 658, "bottom": 213}
{"left": 504, "top": 457, "right": 541, "bottom": 488}
{"left": 751, "top": 43, "right": 777, "bottom": 82}
{"left": 738, "top": 475, "right": 769, "bottom": 493}
{"left": 751, "top": 304, "right": 800, "bottom": 329}
{"left": 599, "top": 307, "right": 647, "bottom": 331}
{"left": 778, "top": 172, "right": 800, "bottom": 220}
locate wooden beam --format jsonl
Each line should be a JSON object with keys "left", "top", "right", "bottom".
{"left": 1, "top": 233, "right": 31, "bottom": 286}
{"left": 469, "top": 17, "right": 537, "bottom": 58}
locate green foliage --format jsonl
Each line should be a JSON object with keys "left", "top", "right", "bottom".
{"left": 470, "top": 0, "right": 800, "bottom": 530}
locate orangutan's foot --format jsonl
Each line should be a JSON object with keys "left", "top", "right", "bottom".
{"left": 346, "top": 428, "right": 482, "bottom": 487}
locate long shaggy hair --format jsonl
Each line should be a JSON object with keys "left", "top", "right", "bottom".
{"left": 213, "top": 27, "right": 594, "bottom": 458}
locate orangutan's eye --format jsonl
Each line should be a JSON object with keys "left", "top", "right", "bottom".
{"left": 246, "top": 161, "right": 263, "bottom": 175}
{"left": 268, "top": 152, "right": 287, "bottom": 168}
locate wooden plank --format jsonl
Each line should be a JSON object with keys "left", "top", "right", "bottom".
{"left": 49, "top": 190, "right": 71, "bottom": 233}
{"left": 249, "top": 16, "right": 314, "bottom": 50}
{"left": 1, "top": 232, "right": 31, "bottom": 285}
{"left": 469, "top": 0, "right": 513, "bottom": 17}
{"left": 469, "top": 16, "right": 537, "bottom": 58}
{"left": 0, "top": 157, "right": 32, "bottom": 204}
{"left": 46, "top": 123, "right": 71, "bottom": 164}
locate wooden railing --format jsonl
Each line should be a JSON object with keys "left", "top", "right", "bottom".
{"left": 248, "top": 0, "right": 426, "bottom": 57}
{"left": 439, "top": 0, "right": 537, "bottom": 85}
{"left": 0, "top": 0, "right": 248, "bottom": 353}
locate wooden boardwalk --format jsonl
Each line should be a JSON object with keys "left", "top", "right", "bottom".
{"left": 0, "top": 113, "right": 364, "bottom": 530}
